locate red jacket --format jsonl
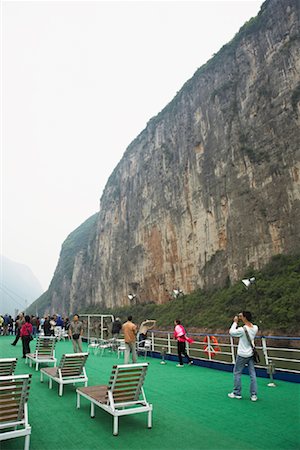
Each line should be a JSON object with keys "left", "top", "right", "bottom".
{"left": 174, "top": 324, "right": 195, "bottom": 344}
{"left": 20, "top": 322, "right": 33, "bottom": 337}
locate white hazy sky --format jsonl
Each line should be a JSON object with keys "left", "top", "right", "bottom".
{"left": 1, "top": 0, "right": 262, "bottom": 290}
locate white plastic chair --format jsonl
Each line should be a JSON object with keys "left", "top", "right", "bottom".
{"left": 88, "top": 338, "right": 99, "bottom": 355}
{"left": 117, "top": 340, "right": 126, "bottom": 359}
{"left": 137, "top": 339, "right": 152, "bottom": 358}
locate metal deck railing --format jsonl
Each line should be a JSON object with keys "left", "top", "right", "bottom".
{"left": 148, "top": 330, "right": 300, "bottom": 374}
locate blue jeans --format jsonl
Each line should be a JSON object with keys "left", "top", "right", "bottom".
{"left": 233, "top": 355, "right": 257, "bottom": 396}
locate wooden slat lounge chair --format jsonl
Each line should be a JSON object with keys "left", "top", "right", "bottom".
{"left": 0, "top": 374, "right": 32, "bottom": 450}
{"left": 0, "top": 358, "right": 17, "bottom": 376}
{"left": 40, "top": 352, "right": 89, "bottom": 396}
{"left": 76, "top": 362, "right": 153, "bottom": 436}
{"left": 26, "top": 336, "right": 57, "bottom": 371}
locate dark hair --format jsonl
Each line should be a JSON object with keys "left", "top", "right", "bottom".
{"left": 73, "top": 314, "right": 79, "bottom": 318}
{"left": 128, "top": 315, "right": 133, "bottom": 321}
{"left": 242, "top": 311, "right": 252, "bottom": 322}
{"left": 25, "top": 315, "right": 31, "bottom": 323}
{"left": 175, "top": 319, "right": 181, "bottom": 325}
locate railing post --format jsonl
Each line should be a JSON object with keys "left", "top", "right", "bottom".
{"left": 230, "top": 336, "right": 235, "bottom": 364}
{"left": 87, "top": 316, "right": 90, "bottom": 344}
{"left": 262, "top": 337, "right": 269, "bottom": 365}
{"left": 151, "top": 332, "right": 154, "bottom": 351}
{"left": 167, "top": 333, "right": 171, "bottom": 354}
{"left": 207, "top": 335, "right": 211, "bottom": 361}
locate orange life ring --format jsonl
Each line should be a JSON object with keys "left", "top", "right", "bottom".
{"left": 204, "top": 335, "right": 221, "bottom": 357}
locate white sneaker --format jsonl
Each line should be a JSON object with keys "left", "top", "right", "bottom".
{"left": 251, "top": 395, "right": 258, "bottom": 402}
{"left": 228, "top": 392, "right": 242, "bottom": 399}
{"left": 176, "top": 364, "right": 184, "bottom": 367}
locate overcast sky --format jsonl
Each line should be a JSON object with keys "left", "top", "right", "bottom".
{"left": 1, "top": 0, "right": 262, "bottom": 290}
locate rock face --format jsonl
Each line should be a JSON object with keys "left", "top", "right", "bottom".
{"left": 30, "top": 0, "right": 300, "bottom": 315}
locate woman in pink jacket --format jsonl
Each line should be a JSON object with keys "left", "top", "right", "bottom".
{"left": 20, "top": 315, "right": 33, "bottom": 358}
{"left": 174, "top": 319, "right": 193, "bottom": 367}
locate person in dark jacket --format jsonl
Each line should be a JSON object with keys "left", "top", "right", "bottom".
{"left": 43, "top": 316, "right": 51, "bottom": 336}
{"left": 20, "top": 315, "right": 33, "bottom": 358}
{"left": 112, "top": 317, "right": 122, "bottom": 338}
{"left": 11, "top": 313, "right": 25, "bottom": 345}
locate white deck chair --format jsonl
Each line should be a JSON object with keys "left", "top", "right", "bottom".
{"left": 26, "top": 336, "right": 57, "bottom": 371}
{"left": 0, "top": 358, "right": 17, "bottom": 376}
{"left": 88, "top": 338, "right": 100, "bottom": 355}
{"left": 76, "top": 363, "right": 152, "bottom": 436}
{"left": 137, "top": 339, "right": 152, "bottom": 358}
{"left": 40, "top": 352, "right": 89, "bottom": 396}
{"left": 117, "top": 340, "right": 126, "bottom": 359}
{"left": 0, "top": 374, "right": 32, "bottom": 450}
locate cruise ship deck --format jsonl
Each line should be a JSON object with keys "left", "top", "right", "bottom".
{"left": 1, "top": 336, "right": 299, "bottom": 450}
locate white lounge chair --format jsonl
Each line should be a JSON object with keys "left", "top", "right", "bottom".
{"left": 0, "top": 358, "right": 17, "bottom": 376}
{"left": 76, "top": 362, "right": 153, "bottom": 436}
{"left": 117, "top": 340, "right": 126, "bottom": 359}
{"left": 97, "top": 339, "right": 113, "bottom": 356}
{"left": 26, "top": 336, "right": 57, "bottom": 371}
{"left": 0, "top": 374, "right": 32, "bottom": 450}
{"left": 40, "top": 352, "right": 89, "bottom": 396}
{"left": 88, "top": 338, "right": 99, "bottom": 355}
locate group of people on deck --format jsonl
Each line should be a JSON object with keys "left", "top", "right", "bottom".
{"left": 6, "top": 308, "right": 259, "bottom": 401}
{"left": 120, "top": 312, "right": 259, "bottom": 401}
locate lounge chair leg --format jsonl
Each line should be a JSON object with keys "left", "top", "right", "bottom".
{"left": 148, "top": 409, "right": 152, "bottom": 429}
{"left": 49, "top": 379, "right": 52, "bottom": 389}
{"left": 113, "top": 416, "right": 118, "bottom": 436}
{"left": 91, "top": 402, "right": 95, "bottom": 418}
{"left": 77, "top": 393, "right": 80, "bottom": 409}
{"left": 36, "top": 363, "right": 39, "bottom": 371}
{"left": 84, "top": 381, "right": 88, "bottom": 387}
{"left": 24, "top": 434, "right": 30, "bottom": 450}
{"left": 59, "top": 384, "right": 63, "bottom": 396}
{"left": 40, "top": 372, "right": 43, "bottom": 382}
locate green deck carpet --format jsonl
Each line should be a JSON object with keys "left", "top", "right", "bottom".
{"left": 0, "top": 336, "right": 299, "bottom": 450}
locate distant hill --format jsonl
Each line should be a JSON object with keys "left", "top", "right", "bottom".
{"left": 0, "top": 255, "right": 43, "bottom": 316}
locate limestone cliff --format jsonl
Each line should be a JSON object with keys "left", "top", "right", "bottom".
{"left": 29, "top": 0, "right": 300, "bottom": 315}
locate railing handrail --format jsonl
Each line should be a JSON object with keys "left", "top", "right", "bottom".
{"left": 148, "top": 330, "right": 300, "bottom": 375}
{"left": 151, "top": 329, "right": 300, "bottom": 341}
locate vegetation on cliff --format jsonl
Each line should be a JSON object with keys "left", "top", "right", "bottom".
{"left": 82, "top": 254, "right": 300, "bottom": 334}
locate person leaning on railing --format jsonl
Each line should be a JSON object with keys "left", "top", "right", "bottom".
{"left": 228, "top": 311, "right": 258, "bottom": 402}
{"left": 69, "top": 314, "right": 84, "bottom": 353}
{"left": 138, "top": 319, "right": 156, "bottom": 346}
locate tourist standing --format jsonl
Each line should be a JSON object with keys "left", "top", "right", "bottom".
{"left": 49, "top": 316, "right": 56, "bottom": 336}
{"left": 122, "top": 316, "right": 137, "bottom": 364}
{"left": 11, "top": 313, "right": 25, "bottom": 346}
{"left": 69, "top": 314, "right": 84, "bottom": 352}
{"left": 31, "top": 316, "right": 38, "bottom": 338}
{"left": 228, "top": 311, "right": 258, "bottom": 402}
{"left": 20, "top": 315, "right": 33, "bottom": 358}
{"left": 138, "top": 319, "right": 156, "bottom": 345}
{"left": 3, "top": 314, "right": 10, "bottom": 335}
{"left": 174, "top": 319, "right": 193, "bottom": 367}
{"left": 111, "top": 317, "right": 122, "bottom": 338}
{"left": 43, "top": 316, "right": 51, "bottom": 336}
